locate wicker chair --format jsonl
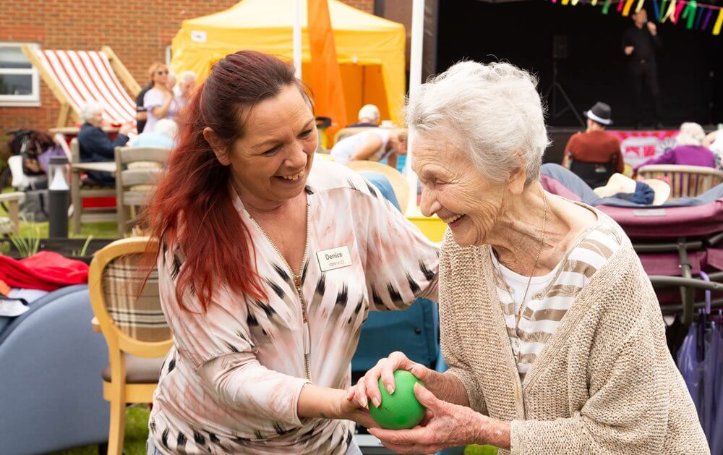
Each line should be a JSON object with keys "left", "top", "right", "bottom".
{"left": 637, "top": 164, "right": 723, "bottom": 199}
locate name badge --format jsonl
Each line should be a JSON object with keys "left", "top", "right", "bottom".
{"left": 316, "top": 246, "right": 352, "bottom": 272}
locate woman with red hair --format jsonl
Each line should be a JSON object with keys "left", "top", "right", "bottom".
{"left": 145, "top": 50, "right": 438, "bottom": 454}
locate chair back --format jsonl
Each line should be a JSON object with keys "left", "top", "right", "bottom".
{"left": 114, "top": 146, "right": 171, "bottom": 233}
{"left": 569, "top": 159, "right": 616, "bottom": 189}
{"left": 89, "top": 237, "right": 171, "bottom": 358}
{"left": 70, "top": 138, "right": 80, "bottom": 163}
{"left": 637, "top": 164, "right": 723, "bottom": 198}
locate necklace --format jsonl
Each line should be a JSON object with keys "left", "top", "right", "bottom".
{"left": 494, "top": 190, "right": 549, "bottom": 329}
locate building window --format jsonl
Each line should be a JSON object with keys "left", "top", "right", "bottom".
{"left": 0, "top": 43, "right": 40, "bottom": 107}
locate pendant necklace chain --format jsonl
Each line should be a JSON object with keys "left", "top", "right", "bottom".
{"left": 495, "top": 190, "right": 549, "bottom": 328}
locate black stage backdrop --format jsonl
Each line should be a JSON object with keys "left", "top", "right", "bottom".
{"left": 437, "top": 0, "right": 723, "bottom": 129}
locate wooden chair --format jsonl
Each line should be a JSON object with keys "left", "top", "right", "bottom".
{"left": 637, "top": 164, "right": 723, "bottom": 199}
{"left": 69, "top": 138, "right": 117, "bottom": 234}
{"left": 88, "top": 237, "right": 172, "bottom": 455}
{"left": 114, "top": 146, "right": 171, "bottom": 234}
{"left": 0, "top": 192, "right": 25, "bottom": 235}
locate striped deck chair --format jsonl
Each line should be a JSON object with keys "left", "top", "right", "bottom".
{"left": 89, "top": 237, "right": 171, "bottom": 455}
{"left": 22, "top": 45, "right": 140, "bottom": 128}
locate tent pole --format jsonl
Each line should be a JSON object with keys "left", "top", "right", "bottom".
{"left": 405, "top": 0, "right": 425, "bottom": 215}
{"left": 293, "top": 0, "right": 302, "bottom": 79}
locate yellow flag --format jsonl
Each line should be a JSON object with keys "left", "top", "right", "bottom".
{"left": 714, "top": 8, "right": 723, "bottom": 35}
{"left": 622, "top": 0, "right": 636, "bottom": 15}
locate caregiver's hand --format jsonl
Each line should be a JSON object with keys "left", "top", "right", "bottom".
{"left": 346, "top": 351, "right": 438, "bottom": 409}
{"left": 369, "top": 383, "right": 509, "bottom": 454}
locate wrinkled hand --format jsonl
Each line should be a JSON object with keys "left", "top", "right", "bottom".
{"left": 369, "top": 383, "right": 487, "bottom": 454}
{"left": 347, "top": 351, "right": 437, "bottom": 410}
{"left": 624, "top": 46, "right": 634, "bottom": 56}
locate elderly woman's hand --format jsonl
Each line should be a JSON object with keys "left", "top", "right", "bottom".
{"left": 368, "top": 383, "right": 506, "bottom": 453}
{"left": 346, "top": 351, "right": 438, "bottom": 410}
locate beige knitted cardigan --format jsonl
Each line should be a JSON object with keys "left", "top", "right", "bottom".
{"left": 438, "top": 221, "right": 709, "bottom": 454}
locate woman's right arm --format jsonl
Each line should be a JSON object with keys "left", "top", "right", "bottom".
{"left": 350, "top": 134, "right": 384, "bottom": 161}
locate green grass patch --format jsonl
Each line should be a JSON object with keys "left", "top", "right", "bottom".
{"left": 51, "top": 405, "right": 150, "bottom": 455}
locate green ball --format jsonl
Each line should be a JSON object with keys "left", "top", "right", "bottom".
{"left": 369, "top": 370, "right": 426, "bottom": 429}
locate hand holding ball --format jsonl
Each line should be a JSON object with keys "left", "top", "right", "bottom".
{"left": 369, "top": 370, "right": 426, "bottom": 429}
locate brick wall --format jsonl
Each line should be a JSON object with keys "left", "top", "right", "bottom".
{"left": 0, "top": 0, "right": 374, "bottom": 133}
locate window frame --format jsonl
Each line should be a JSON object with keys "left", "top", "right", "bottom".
{"left": 0, "top": 42, "right": 40, "bottom": 107}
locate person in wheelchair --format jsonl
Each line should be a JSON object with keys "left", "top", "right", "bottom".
{"left": 562, "top": 101, "right": 624, "bottom": 189}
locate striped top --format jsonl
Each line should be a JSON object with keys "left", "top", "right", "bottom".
{"left": 491, "top": 211, "right": 623, "bottom": 380}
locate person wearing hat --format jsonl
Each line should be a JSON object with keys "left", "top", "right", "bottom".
{"left": 562, "top": 101, "right": 624, "bottom": 189}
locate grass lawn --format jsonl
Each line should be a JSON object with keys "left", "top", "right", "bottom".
{"left": 51, "top": 405, "right": 151, "bottom": 455}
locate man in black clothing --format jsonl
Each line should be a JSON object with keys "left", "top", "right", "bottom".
{"left": 135, "top": 83, "right": 152, "bottom": 134}
{"left": 622, "top": 9, "right": 663, "bottom": 129}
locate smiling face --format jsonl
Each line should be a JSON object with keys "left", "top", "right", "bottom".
{"left": 208, "top": 84, "right": 317, "bottom": 211}
{"left": 412, "top": 131, "right": 509, "bottom": 246}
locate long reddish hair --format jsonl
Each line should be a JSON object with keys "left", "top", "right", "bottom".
{"left": 146, "top": 51, "right": 302, "bottom": 311}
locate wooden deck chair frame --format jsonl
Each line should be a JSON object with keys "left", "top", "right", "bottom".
{"left": 637, "top": 164, "right": 723, "bottom": 199}
{"left": 89, "top": 237, "right": 171, "bottom": 455}
{"left": 69, "top": 138, "right": 117, "bottom": 234}
{"left": 21, "top": 45, "right": 140, "bottom": 128}
{"left": 115, "top": 146, "right": 171, "bottom": 234}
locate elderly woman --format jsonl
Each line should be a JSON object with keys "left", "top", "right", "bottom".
{"left": 634, "top": 122, "right": 716, "bottom": 171}
{"left": 77, "top": 100, "right": 132, "bottom": 185}
{"left": 349, "top": 61, "right": 708, "bottom": 454}
{"left": 145, "top": 50, "right": 438, "bottom": 454}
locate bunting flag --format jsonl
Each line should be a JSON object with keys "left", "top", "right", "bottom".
{"left": 553, "top": 0, "right": 723, "bottom": 35}
{"left": 307, "top": 0, "right": 347, "bottom": 131}
{"left": 714, "top": 8, "right": 723, "bottom": 34}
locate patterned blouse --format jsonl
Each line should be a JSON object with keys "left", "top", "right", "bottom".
{"left": 149, "top": 161, "right": 439, "bottom": 454}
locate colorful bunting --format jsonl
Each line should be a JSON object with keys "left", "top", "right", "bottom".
{"left": 552, "top": 0, "right": 723, "bottom": 35}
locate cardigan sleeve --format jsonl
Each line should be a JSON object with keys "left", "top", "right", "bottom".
{"left": 509, "top": 301, "right": 670, "bottom": 454}
{"left": 438, "top": 233, "right": 487, "bottom": 415}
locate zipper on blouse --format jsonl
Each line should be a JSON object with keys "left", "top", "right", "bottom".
{"left": 246, "top": 201, "right": 312, "bottom": 381}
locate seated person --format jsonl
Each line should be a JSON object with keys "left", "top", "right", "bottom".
{"left": 130, "top": 118, "right": 177, "bottom": 149}
{"left": 347, "top": 103, "right": 380, "bottom": 127}
{"left": 703, "top": 129, "right": 723, "bottom": 169}
{"left": 634, "top": 122, "right": 716, "bottom": 172}
{"left": 77, "top": 101, "right": 132, "bottom": 186}
{"left": 330, "top": 128, "right": 406, "bottom": 168}
{"left": 562, "top": 101, "right": 623, "bottom": 189}
{"left": 173, "top": 70, "right": 197, "bottom": 110}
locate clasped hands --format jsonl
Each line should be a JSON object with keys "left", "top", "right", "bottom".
{"left": 344, "top": 351, "right": 497, "bottom": 454}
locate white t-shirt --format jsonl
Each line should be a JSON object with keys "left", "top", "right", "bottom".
{"left": 144, "top": 88, "right": 179, "bottom": 133}
{"left": 330, "top": 129, "right": 391, "bottom": 164}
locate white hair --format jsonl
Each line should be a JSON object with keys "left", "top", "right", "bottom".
{"left": 154, "top": 118, "right": 178, "bottom": 139}
{"left": 179, "top": 70, "right": 196, "bottom": 84}
{"left": 676, "top": 122, "right": 705, "bottom": 146}
{"left": 406, "top": 61, "right": 549, "bottom": 183}
{"left": 358, "top": 104, "right": 380, "bottom": 124}
{"left": 80, "top": 100, "right": 104, "bottom": 122}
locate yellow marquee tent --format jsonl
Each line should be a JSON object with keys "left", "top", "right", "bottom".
{"left": 170, "top": 0, "right": 406, "bottom": 126}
